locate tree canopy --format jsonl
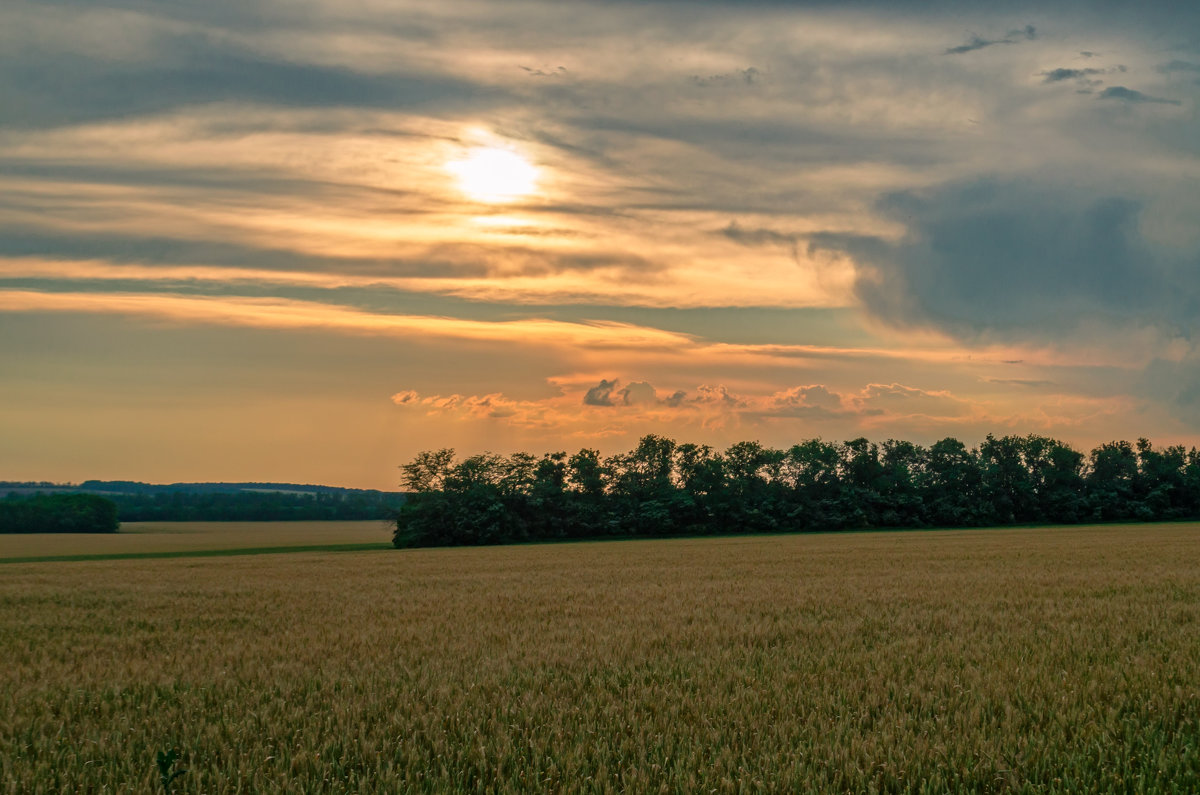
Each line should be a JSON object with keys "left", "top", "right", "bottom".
{"left": 0, "top": 493, "right": 119, "bottom": 533}
{"left": 393, "top": 434, "right": 1200, "bottom": 548}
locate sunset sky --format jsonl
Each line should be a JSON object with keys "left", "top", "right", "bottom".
{"left": 3, "top": 1, "right": 1199, "bottom": 489}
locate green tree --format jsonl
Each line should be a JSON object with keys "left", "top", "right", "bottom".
{"left": 919, "top": 437, "right": 984, "bottom": 526}
{"left": 980, "top": 434, "right": 1037, "bottom": 524}
{"left": 1087, "top": 440, "right": 1139, "bottom": 521}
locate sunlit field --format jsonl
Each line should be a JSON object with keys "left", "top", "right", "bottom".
{"left": 3, "top": 524, "right": 1199, "bottom": 792}
{"left": 0, "top": 520, "right": 391, "bottom": 561}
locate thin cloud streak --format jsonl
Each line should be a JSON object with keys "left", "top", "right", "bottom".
{"left": 0, "top": 289, "right": 697, "bottom": 350}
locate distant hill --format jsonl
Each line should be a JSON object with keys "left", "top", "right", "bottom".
{"left": 1, "top": 481, "right": 405, "bottom": 522}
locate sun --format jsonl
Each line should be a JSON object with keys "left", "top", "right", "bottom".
{"left": 446, "top": 146, "right": 539, "bottom": 203}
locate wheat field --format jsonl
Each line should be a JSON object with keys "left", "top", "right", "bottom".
{"left": 2, "top": 524, "right": 1198, "bottom": 793}
{"left": 0, "top": 520, "right": 391, "bottom": 561}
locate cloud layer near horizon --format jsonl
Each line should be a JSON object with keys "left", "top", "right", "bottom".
{"left": 2, "top": 0, "right": 1198, "bottom": 487}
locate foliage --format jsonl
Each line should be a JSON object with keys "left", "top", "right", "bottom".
{"left": 0, "top": 493, "right": 119, "bottom": 534}
{"left": 395, "top": 434, "right": 1200, "bottom": 547}
{"left": 107, "top": 490, "right": 404, "bottom": 522}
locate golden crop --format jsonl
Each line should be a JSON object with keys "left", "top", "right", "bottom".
{"left": 0, "top": 520, "right": 390, "bottom": 561}
{"left": 2, "top": 523, "right": 1198, "bottom": 793}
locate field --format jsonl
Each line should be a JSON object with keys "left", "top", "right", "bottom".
{"left": 0, "top": 520, "right": 392, "bottom": 562}
{"left": 2, "top": 524, "right": 1199, "bottom": 793}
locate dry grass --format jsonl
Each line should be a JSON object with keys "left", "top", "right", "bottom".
{"left": 0, "top": 520, "right": 392, "bottom": 560}
{"left": 2, "top": 523, "right": 1198, "bottom": 793}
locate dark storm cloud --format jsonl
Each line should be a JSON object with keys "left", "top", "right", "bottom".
{"left": 944, "top": 25, "right": 1035, "bottom": 55}
{"left": 825, "top": 179, "right": 1198, "bottom": 340}
{"left": 1097, "top": 86, "right": 1181, "bottom": 105}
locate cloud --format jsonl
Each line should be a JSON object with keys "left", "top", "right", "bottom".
{"left": 584, "top": 378, "right": 620, "bottom": 406}
{"left": 944, "top": 25, "right": 1035, "bottom": 55}
{"left": 690, "top": 67, "right": 762, "bottom": 87}
{"left": 850, "top": 383, "right": 971, "bottom": 420}
{"left": 520, "top": 65, "right": 567, "bottom": 78}
{"left": 1157, "top": 60, "right": 1200, "bottom": 74}
{"left": 582, "top": 378, "right": 711, "bottom": 409}
{"left": 694, "top": 384, "right": 744, "bottom": 408}
{"left": 768, "top": 384, "right": 844, "bottom": 417}
{"left": 1040, "top": 68, "right": 1105, "bottom": 83}
{"left": 1097, "top": 86, "right": 1181, "bottom": 105}
{"left": 5, "top": 0, "right": 1200, "bottom": 466}
{"left": 721, "top": 221, "right": 800, "bottom": 261}
{"left": 390, "top": 373, "right": 1147, "bottom": 451}
{"left": 982, "top": 377, "right": 1056, "bottom": 388}
{"left": 400, "top": 378, "right": 971, "bottom": 436}
{"left": 0, "top": 44, "right": 504, "bottom": 130}
{"left": 620, "top": 380, "right": 659, "bottom": 406}
{"left": 836, "top": 179, "right": 1185, "bottom": 340}
{"left": 402, "top": 391, "right": 532, "bottom": 422}
{"left": 0, "top": 289, "right": 702, "bottom": 350}
{"left": 663, "top": 390, "right": 688, "bottom": 408}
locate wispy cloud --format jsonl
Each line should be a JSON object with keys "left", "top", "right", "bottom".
{"left": 944, "top": 25, "right": 1035, "bottom": 55}
{"left": 1097, "top": 86, "right": 1182, "bottom": 105}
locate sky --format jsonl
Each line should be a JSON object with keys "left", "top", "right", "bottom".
{"left": 2, "top": 0, "right": 1199, "bottom": 489}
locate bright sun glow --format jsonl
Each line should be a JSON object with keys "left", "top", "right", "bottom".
{"left": 447, "top": 146, "right": 539, "bottom": 203}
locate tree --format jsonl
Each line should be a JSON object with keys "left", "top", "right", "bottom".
{"left": 607, "top": 435, "right": 680, "bottom": 536}
{"left": 919, "top": 437, "right": 984, "bottom": 526}
{"left": 878, "top": 439, "right": 925, "bottom": 527}
{"left": 674, "top": 443, "right": 724, "bottom": 533}
{"left": 723, "top": 441, "right": 784, "bottom": 532}
{"left": 1024, "top": 436, "right": 1085, "bottom": 523}
{"left": 399, "top": 449, "right": 455, "bottom": 493}
{"left": 393, "top": 433, "right": 1200, "bottom": 548}
{"left": 781, "top": 439, "right": 844, "bottom": 529}
{"left": 0, "top": 493, "right": 119, "bottom": 533}
{"left": 1087, "top": 440, "right": 1139, "bottom": 521}
{"left": 980, "top": 434, "right": 1036, "bottom": 524}
{"left": 839, "top": 437, "right": 884, "bottom": 527}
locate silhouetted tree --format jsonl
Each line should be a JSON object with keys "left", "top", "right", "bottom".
{"left": 391, "top": 433, "right": 1200, "bottom": 548}
{"left": 919, "top": 437, "right": 985, "bottom": 526}
{"left": 1087, "top": 440, "right": 1139, "bottom": 521}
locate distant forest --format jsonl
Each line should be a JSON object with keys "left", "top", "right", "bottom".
{"left": 394, "top": 434, "right": 1200, "bottom": 547}
{"left": 0, "top": 493, "right": 119, "bottom": 533}
{"left": 1, "top": 482, "right": 406, "bottom": 523}
{"left": 106, "top": 490, "right": 405, "bottom": 522}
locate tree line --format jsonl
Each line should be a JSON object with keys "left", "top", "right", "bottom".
{"left": 393, "top": 434, "right": 1200, "bottom": 547}
{"left": 0, "top": 493, "right": 119, "bottom": 533}
{"left": 108, "top": 490, "right": 405, "bottom": 522}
